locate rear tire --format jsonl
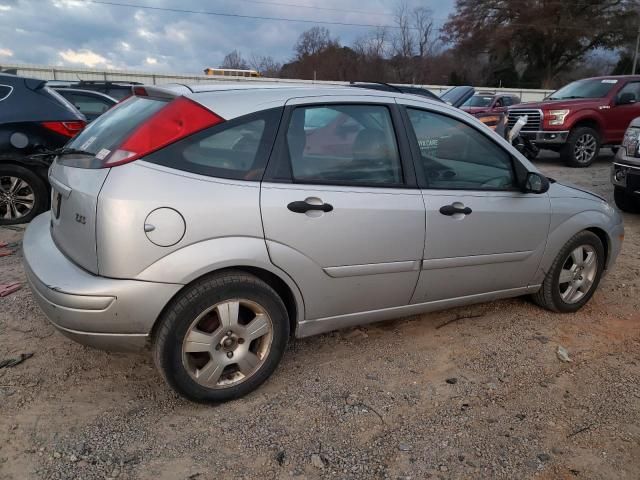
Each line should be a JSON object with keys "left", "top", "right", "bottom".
{"left": 153, "top": 270, "right": 289, "bottom": 403}
{"left": 532, "top": 231, "right": 604, "bottom": 313}
{"left": 614, "top": 187, "right": 640, "bottom": 213}
{"left": 561, "top": 127, "right": 600, "bottom": 168}
{"left": 0, "top": 163, "right": 48, "bottom": 225}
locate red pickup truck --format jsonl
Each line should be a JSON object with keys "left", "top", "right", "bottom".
{"left": 508, "top": 75, "right": 640, "bottom": 167}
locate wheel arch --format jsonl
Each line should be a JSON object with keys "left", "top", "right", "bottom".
{"left": 149, "top": 263, "right": 304, "bottom": 341}
{"left": 569, "top": 116, "right": 603, "bottom": 139}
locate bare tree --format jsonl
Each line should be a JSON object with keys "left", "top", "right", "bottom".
{"left": 353, "top": 27, "right": 388, "bottom": 60}
{"left": 249, "top": 54, "right": 282, "bottom": 77}
{"left": 392, "top": 1, "right": 414, "bottom": 58}
{"left": 220, "top": 50, "right": 248, "bottom": 69}
{"left": 294, "top": 26, "right": 336, "bottom": 59}
{"left": 414, "top": 7, "right": 434, "bottom": 58}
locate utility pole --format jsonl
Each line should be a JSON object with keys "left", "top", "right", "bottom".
{"left": 634, "top": 24, "right": 640, "bottom": 74}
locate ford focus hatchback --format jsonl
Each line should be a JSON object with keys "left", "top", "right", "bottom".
{"left": 23, "top": 84, "right": 624, "bottom": 402}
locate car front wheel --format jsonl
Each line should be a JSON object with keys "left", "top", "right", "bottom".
{"left": 561, "top": 127, "right": 600, "bottom": 168}
{"left": 153, "top": 270, "right": 289, "bottom": 403}
{"left": 532, "top": 231, "right": 604, "bottom": 313}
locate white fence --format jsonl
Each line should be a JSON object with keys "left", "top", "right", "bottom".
{"left": 0, "top": 63, "right": 554, "bottom": 102}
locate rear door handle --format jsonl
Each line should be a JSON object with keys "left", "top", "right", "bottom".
{"left": 287, "top": 201, "right": 333, "bottom": 214}
{"left": 439, "top": 204, "right": 472, "bottom": 216}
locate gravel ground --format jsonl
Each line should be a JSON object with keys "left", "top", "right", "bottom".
{"left": 1, "top": 150, "right": 639, "bottom": 480}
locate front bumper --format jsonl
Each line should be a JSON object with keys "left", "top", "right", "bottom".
{"left": 521, "top": 130, "right": 570, "bottom": 145}
{"left": 23, "top": 213, "right": 182, "bottom": 351}
{"left": 612, "top": 162, "right": 640, "bottom": 198}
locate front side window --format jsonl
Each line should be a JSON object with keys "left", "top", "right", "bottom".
{"left": 406, "top": 108, "right": 514, "bottom": 190}
{"left": 617, "top": 82, "right": 640, "bottom": 103}
{"left": 145, "top": 108, "right": 280, "bottom": 180}
{"left": 285, "top": 104, "right": 403, "bottom": 186}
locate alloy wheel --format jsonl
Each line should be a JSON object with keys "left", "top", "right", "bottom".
{"left": 558, "top": 245, "right": 598, "bottom": 304}
{"left": 573, "top": 134, "right": 597, "bottom": 164}
{"left": 0, "top": 176, "right": 35, "bottom": 221}
{"left": 182, "top": 299, "right": 273, "bottom": 389}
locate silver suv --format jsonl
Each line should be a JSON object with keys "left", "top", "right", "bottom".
{"left": 24, "top": 84, "right": 624, "bottom": 402}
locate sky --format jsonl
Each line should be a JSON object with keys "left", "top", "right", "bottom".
{"left": 0, "top": 0, "right": 454, "bottom": 74}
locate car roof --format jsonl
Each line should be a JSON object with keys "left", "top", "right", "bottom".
{"left": 151, "top": 83, "right": 444, "bottom": 119}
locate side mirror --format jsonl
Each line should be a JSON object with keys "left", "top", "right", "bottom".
{"left": 617, "top": 92, "right": 636, "bottom": 105}
{"left": 524, "top": 172, "right": 549, "bottom": 194}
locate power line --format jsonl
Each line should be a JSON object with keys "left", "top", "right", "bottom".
{"left": 81, "top": 0, "right": 401, "bottom": 29}
{"left": 213, "top": 0, "right": 393, "bottom": 17}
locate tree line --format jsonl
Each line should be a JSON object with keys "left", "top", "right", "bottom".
{"left": 220, "top": 0, "right": 639, "bottom": 89}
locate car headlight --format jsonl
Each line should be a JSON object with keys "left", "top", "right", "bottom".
{"left": 622, "top": 127, "right": 640, "bottom": 157}
{"left": 548, "top": 109, "right": 570, "bottom": 126}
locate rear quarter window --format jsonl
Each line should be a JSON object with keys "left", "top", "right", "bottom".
{"left": 144, "top": 108, "right": 282, "bottom": 181}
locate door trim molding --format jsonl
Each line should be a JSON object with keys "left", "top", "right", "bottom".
{"left": 421, "top": 251, "right": 533, "bottom": 270}
{"left": 296, "top": 285, "right": 540, "bottom": 338}
{"left": 323, "top": 260, "right": 421, "bottom": 278}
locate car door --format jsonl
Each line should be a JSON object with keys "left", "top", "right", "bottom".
{"left": 491, "top": 96, "right": 507, "bottom": 114}
{"left": 608, "top": 81, "right": 640, "bottom": 142}
{"left": 399, "top": 100, "right": 551, "bottom": 303}
{"left": 260, "top": 97, "right": 425, "bottom": 320}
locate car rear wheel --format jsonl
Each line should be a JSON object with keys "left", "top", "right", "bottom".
{"left": 0, "top": 164, "right": 48, "bottom": 225}
{"left": 532, "top": 231, "right": 604, "bottom": 313}
{"left": 153, "top": 270, "right": 289, "bottom": 403}
{"left": 614, "top": 187, "right": 640, "bottom": 213}
{"left": 561, "top": 127, "right": 600, "bottom": 168}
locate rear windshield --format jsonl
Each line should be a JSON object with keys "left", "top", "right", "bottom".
{"left": 67, "top": 97, "right": 165, "bottom": 156}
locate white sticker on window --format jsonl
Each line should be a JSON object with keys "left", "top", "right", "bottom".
{"left": 601, "top": 79, "right": 618, "bottom": 84}
{"left": 80, "top": 136, "right": 97, "bottom": 150}
{"left": 95, "top": 148, "right": 111, "bottom": 160}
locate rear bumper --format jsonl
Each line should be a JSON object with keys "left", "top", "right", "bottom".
{"left": 23, "top": 213, "right": 182, "bottom": 351}
{"left": 521, "top": 130, "right": 570, "bottom": 145}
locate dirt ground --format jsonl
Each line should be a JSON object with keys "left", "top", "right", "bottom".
{"left": 1, "top": 151, "right": 639, "bottom": 480}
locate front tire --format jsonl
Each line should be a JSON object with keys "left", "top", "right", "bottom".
{"left": 561, "top": 127, "right": 600, "bottom": 168}
{"left": 532, "top": 231, "right": 604, "bottom": 313}
{"left": 0, "top": 164, "right": 48, "bottom": 225}
{"left": 153, "top": 270, "right": 290, "bottom": 403}
{"left": 614, "top": 187, "right": 640, "bottom": 213}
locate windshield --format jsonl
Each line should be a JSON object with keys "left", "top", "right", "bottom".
{"left": 463, "top": 95, "right": 494, "bottom": 107}
{"left": 548, "top": 78, "right": 618, "bottom": 100}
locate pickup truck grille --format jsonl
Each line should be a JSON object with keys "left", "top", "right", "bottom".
{"left": 507, "top": 109, "right": 543, "bottom": 131}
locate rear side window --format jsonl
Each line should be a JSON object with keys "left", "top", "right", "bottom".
{"left": 0, "top": 85, "right": 11, "bottom": 101}
{"left": 284, "top": 104, "right": 403, "bottom": 186}
{"left": 145, "top": 108, "right": 282, "bottom": 181}
{"left": 67, "top": 97, "right": 165, "bottom": 156}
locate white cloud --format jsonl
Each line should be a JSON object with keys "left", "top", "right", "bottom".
{"left": 137, "top": 28, "right": 154, "bottom": 39}
{"left": 0, "top": 4, "right": 12, "bottom": 11}
{"left": 145, "top": 57, "right": 157, "bottom": 65}
{"left": 120, "top": 41, "right": 130, "bottom": 51}
{"left": 59, "top": 48, "right": 112, "bottom": 68}
{"left": 0, "top": 47, "right": 13, "bottom": 57}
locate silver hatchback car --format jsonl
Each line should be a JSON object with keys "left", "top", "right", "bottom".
{"left": 24, "top": 84, "right": 624, "bottom": 402}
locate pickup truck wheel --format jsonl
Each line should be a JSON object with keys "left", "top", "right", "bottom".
{"left": 0, "top": 164, "right": 48, "bottom": 225}
{"left": 532, "top": 231, "right": 604, "bottom": 313}
{"left": 153, "top": 270, "right": 289, "bottom": 403}
{"left": 561, "top": 127, "right": 600, "bottom": 168}
{"left": 614, "top": 187, "right": 640, "bottom": 213}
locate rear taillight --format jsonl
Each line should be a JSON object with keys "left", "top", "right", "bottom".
{"left": 42, "top": 121, "right": 86, "bottom": 138}
{"left": 133, "top": 86, "right": 148, "bottom": 96}
{"left": 104, "top": 96, "right": 224, "bottom": 167}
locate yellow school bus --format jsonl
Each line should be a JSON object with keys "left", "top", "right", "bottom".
{"left": 203, "top": 68, "right": 260, "bottom": 77}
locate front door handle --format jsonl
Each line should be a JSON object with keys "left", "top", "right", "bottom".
{"left": 287, "top": 200, "right": 334, "bottom": 214}
{"left": 439, "top": 204, "right": 472, "bottom": 216}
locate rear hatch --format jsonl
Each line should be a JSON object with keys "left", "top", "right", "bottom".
{"left": 49, "top": 96, "right": 168, "bottom": 273}
{"left": 48, "top": 90, "right": 224, "bottom": 274}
